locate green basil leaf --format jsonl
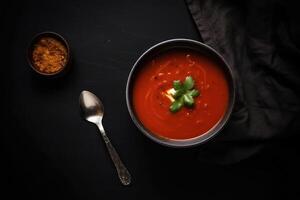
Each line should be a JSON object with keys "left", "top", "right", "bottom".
{"left": 170, "top": 98, "right": 184, "bottom": 113}
{"left": 173, "top": 80, "right": 182, "bottom": 90}
{"left": 173, "top": 89, "right": 185, "bottom": 99}
{"left": 183, "top": 76, "right": 194, "bottom": 90}
{"left": 169, "top": 76, "right": 199, "bottom": 113}
{"left": 188, "top": 89, "right": 200, "bottom": 97}
{"left": 183, "top": 94, "right": 194, "bottom": 107}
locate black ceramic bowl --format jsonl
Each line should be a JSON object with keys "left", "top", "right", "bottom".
{"left": 27, "top": 32, "right": 71, "bottom": 77}
{"left": 126, "top": 39, "right": 235, "bottom": 147}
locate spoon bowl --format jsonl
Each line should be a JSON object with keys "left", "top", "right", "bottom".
{"left": 79, "top": 90, "right": 104, "bottom": 124}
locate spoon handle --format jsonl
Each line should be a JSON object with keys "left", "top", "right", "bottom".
{"left": 97, "top": 124, "right": 131, "bottom": 186}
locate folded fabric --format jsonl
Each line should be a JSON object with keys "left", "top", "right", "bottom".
{"left": 185, "top": 0, "right": 300, "bottom": 164}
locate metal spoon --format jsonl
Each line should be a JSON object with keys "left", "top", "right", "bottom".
{"left": 79, "top": 90, "right": 131, "bottom": 186}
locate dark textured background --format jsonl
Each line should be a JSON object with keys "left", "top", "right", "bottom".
{"left": 2, "top": 0, "right": 299, "bottom": 199}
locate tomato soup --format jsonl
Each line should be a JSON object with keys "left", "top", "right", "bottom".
{"left": 132, "top": 50, "right": 229, "bottom": 139}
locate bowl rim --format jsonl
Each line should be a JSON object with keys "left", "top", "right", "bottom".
{"left": 126, "top": 38, "right": 236, "bottom": 148}
{"left": 27, "top": 31, "right": 71, "bottom": 76}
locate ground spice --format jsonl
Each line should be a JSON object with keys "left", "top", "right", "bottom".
{"left": 32, "top": 37, "right": 67, "bottom": 73}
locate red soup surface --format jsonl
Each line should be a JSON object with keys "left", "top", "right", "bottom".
{"left": 133, "top": 50, "right": 229, "bottom": 139}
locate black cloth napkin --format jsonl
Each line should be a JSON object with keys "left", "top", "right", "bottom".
{"left": 185, "top": 0, "right": 300, "bottom": 164}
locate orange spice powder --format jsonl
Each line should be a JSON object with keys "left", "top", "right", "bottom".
{"left": 32, "top": 37, "right": 67, "bottom": 73}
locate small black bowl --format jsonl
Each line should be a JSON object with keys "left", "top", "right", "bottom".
{"left": 27, "top": 31, "right": 71, "bottom": 77}
{"left": 126, "top": 39, "right": 236, "bottom": 148}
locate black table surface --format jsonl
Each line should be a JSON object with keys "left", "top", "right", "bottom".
{"left": 2, "top": 0, "right": 299, "bottom": 199}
